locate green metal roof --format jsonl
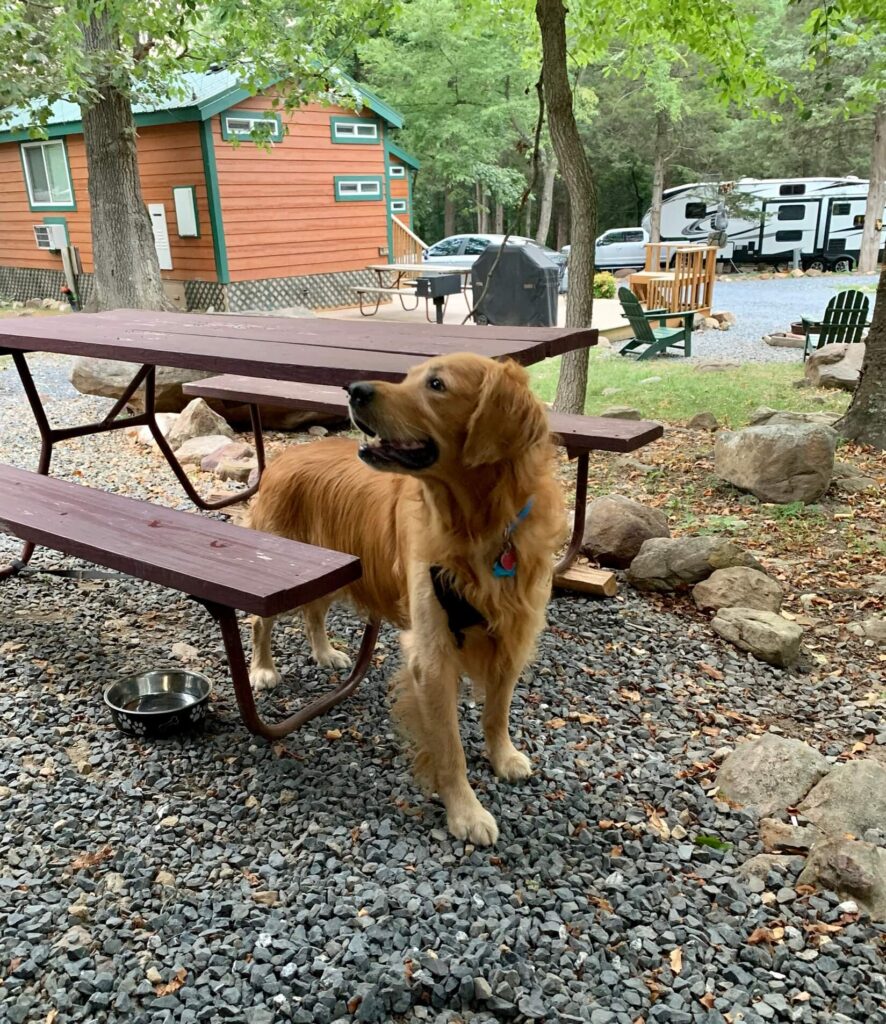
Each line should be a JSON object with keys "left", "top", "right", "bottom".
{"left": 0, "top": 69, "right": 405, "bottom": 142}
{"left": 387, "top": 141, "right": 420, "bottom": 170}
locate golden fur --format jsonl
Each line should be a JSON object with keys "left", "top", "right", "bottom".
{"left": 247, "top": 353, "right": 566, "bottom": 844}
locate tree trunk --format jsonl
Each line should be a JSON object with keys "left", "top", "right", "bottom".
{"left": 80, "top": 13, "right": 170, "bottom": 311}
{"left": 837, "top": 265, "right": 886, "bottom": 449}
{"left": 858, "top": 103, "right": 886, "bottom": 274}
{"left": 536, "top": 0, "right": 597, "bottom": 414}
{"left": 535, "top": 152, "right": 557, "bottom": 246}
{"left": 475, "top": 182, "right": 483, "bottom": 232}
{"left": 648, "top": 109, "right": 669, "bottom": 243}
{"left": 444, "top": 192, "right": 456, "bottom": 237}
{"left": 524, "top": 196, "right": 533, "bottom": 237}
{"left": 495, "top": 202, "right": 504, "bottom": 233}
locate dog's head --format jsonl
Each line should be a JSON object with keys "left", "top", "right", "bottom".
{"left": 347, "top": 353, "right": 549, "bottom": 476}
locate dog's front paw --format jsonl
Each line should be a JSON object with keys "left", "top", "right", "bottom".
{"left": 447, "top": 801, "right": 499, "bottom": 846}
{"left": 491, "top": 746, "right": 533, "bottom": 782}
{"left": 314, "top": 648, "right": 352, "bottom": 671}
{"left": 250, "top": 666, "right": 282, "bottom": 693}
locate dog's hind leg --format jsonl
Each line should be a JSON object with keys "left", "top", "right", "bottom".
{"left": 250, "top": 615, "right": 282, "bottom": 692}
{"left": 303, "top": 597, "right": 352, "bottom": 671}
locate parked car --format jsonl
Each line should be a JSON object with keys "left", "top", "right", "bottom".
{"left": 423, "top": 233, "right": 567, "bottom": 273}
{"left": 560, "top": 228, "right": 649, "bottom": 274}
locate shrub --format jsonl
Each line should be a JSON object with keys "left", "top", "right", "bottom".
{"left": 593, "top": 272, "right": 617, "bottom": 299}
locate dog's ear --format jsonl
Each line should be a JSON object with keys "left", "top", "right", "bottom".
{"left": 463, "top": 360, "right": 549, "bottom": 467}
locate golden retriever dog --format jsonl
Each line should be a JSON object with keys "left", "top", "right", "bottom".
{"left": 247, "top": 353, "right": 566, "bottom": 845}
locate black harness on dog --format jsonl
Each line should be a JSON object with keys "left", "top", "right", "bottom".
{"left": 429, "top": 566, "right": 486, "bottom": 649}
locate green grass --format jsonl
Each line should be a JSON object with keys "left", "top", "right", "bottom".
{"left": 529, "top": 351, "right": 849, "bottom": 427}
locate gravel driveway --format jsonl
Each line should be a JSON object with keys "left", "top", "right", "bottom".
{"left": 688, "top": 273, "right": 877, "bottom": 365}
{"left": 1, "top": 355, "right": 884, "bottom": 1024}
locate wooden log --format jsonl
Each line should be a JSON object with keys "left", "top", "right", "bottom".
{"left": 553, "top": 564, "right": 618, "bottom": 597}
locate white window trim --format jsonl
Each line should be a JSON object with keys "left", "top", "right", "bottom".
{"left": 335, "top": 178, "right": 383, "bottom": 200}
{"left": 390, "top": 199, "right": 408, "bottom": 212}
{"left": 224, "top": 114, "right": 280, "bottom": 136}
{"left": 389, "top": 165, "right": 406, "bottom": 178}
{"left": 333, "top": 120, "right": 378, "bottom": 141}
{"left": 21, "top": 140, "right": 74, "bottom": 208}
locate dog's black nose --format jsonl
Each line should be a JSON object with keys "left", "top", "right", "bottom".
{"left": 347, "top": 381, "right": 375, "bottom": 408}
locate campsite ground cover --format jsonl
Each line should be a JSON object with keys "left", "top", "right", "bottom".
{"left": 0, "top": 353, "right": 883, "bottom": 1024}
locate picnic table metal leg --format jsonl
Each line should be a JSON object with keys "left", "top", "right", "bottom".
{"left": 202, "top": 601, "right": 380, "bottom": 740}
{"left": 144, "top": 370, "right": 264, "bottom": 511}
{"left": 553, "top": 452, "right": 589, "bottom": 576}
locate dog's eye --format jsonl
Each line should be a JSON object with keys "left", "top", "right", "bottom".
{"left": 427, "top": 376, "right": 446, "bottom": 392}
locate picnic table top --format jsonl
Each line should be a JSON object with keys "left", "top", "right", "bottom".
{"left": 0, "top": 310, "right": 597, "bottom": 385}
{"left": 366, "top": 262, "right": 470, "bottom": 274}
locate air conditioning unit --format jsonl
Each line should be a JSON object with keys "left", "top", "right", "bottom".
{"left": 33, "top": 224, "right": 67, "bottom": 250}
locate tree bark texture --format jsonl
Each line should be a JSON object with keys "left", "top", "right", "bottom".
{"left": 494, "top": 201, "right": 504, "bottom": 233}
{"left": 80, "top": 13, "right": 170, "bottom": 311}
{"left": 648, "top": 110, "right": 669, "bottom": 243}
{"left": 534, "top": 151, "right": 557, "bottom": 246}
{"left": 536, "top": 0, "right": 597, "bottom": 414}
{"left": 444, "top": 193, "right": 456, "bottom": 237}
{"left": 837, "top": 265, "right": 886, "bottom": 449}
{"left": 858, "top": 103, "right": 886, "bottom": 275}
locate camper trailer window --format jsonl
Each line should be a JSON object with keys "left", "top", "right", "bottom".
{"left": 833, "top": 202, "right": 851, "bottom": 216}
{"left": 777, "top": 205, "right": 806, "bottom": 221}
{"left": 853, "top": 215, "right": 865, "bottom": 228}
{"left": 776, "top": 230, "right": 803, "bottom": 242}
{"left": 685, "top": 202, "right": 707, "bottom": 219}
{"left": 779, "top": 184, "right": 806, "bottom": 196}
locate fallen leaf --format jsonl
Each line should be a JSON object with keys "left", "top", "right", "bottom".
{"left": 45, "top": 1012, "right": 58, "bottom": 1024}
{"left": 154, "top": 967, "right": 186, "bottom": 997}
{"left": 698, "top": 662, "right": 724, "bottom": 680}
{"left": 71, "top": 846, "right": 114, "bottom": 871}
{"left": 545, "top": 717, "right": 567, "bottom": 729}
{"left": 325, "top": 728, "right": 342, "bottom": 740}
{"left": 699, "top": 993, "right": 715, "bottom": 1009}
{"left": 669, "top": 947, "right": 683, "bottom": 974}
{"left": 610, "top": 845, "right": 623, "bottom": 857}
{"left": 748, "top": 927, "right": 779, "bottom": 945}
{"left": 618, "top": 688, "right": 641, "bottom": 703}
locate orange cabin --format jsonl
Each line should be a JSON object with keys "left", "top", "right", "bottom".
{"left": 0, "top": 70, "right": 420, "bottom": 311}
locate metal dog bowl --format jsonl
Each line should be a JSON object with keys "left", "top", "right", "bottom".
{"left": 104, "top": 670, "right": 212, "bottom": 737}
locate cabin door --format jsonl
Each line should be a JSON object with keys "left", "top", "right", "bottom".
{"left": 148, "top": 203, "right": 173, "bottom": 271}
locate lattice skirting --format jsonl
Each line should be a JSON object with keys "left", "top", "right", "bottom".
{"left": 0, "top": 266, "right": 368, "bottom": 312}
{"left": 225, "top": 269, "right": 377, "bottom": 312}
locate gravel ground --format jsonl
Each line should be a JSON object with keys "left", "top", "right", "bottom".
{"left": 1, "top": 355, "right": 885, "bottom": 1024}
{"left": 687, "top": 273, "right": 878, "bottom": 365}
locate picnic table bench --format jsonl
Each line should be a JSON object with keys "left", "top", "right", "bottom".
{"left": 0, "top": 463, "right": 376, "bottom": 740}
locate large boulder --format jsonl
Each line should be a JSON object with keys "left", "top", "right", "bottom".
{"left": 714, "top": 424, "right": 836, "bottom": 504}
{"left": 798, "top": 837, "right": 886, "bottom": 920}
{"left": 747, "top": 407, "right": 841, "bottom": 428}
{"left": 692, "top": 566, "right": 783, "bottom": 613}
{"left": 627, "top": 536, "right": 761, "bottom": 592}
{"left": 173, "top": 435, "right": 233, "bottom": 467}
{"left": 804, "top": 342, "right": 866, "bottom": 391}
{"left": 797, "top": 760, "right": 886, "bottom": 837}
{"left": 167, "top": 399, "right": 234, "bottom": 451}
{"left": 710, "top": 607, "right": 802, "bottom": 667}
{"left": 71, "top": 358, "right": 212, "bottom": 414}
{"left": 715, "top": 733, "right": 830, "bottom": 816}
{"left": 599, "top": 406, "right": 642, "bottom": 420}
{"left": 581, "top": 495, "right": 670, "bottom": 569}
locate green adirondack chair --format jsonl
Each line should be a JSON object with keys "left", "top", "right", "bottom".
{"left": 617, "top": 287, "right": 694, "bottom": 360}
{"left": 802, "top": 289, "right": 870, "bottom": 360}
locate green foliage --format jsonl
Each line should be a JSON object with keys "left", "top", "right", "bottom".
{"left": 694, "top": 835, "right": 732, "bottom": 851}
{"left": 0, "top": 0, "right": 400, "bottom": 129}
{"left": 593, "top": 272, "right": 617, "bottom": 299}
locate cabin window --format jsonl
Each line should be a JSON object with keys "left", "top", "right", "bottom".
{"left": 331, "top": 117, "right": 379, "bottom": 143}
{"left": 334, "top": 176, "right": 384, "bottom": 201}
{"left": 777, "top": 205, "right": 806, "bottom": 221}
{"left": 221, "top": 111, "right": 284, "bottom": 143}
{"left": 775, "top": 230, "right": 803, "bottom": 242}
{"left": 832, "top": 202, "right": 851, "bottom": 216}
{"left": 389, "top": 165, "right": 406, "bottom": 178}
{"left": 779, "top": 183, "right": 806, "bottom": 196}
{"left": 390, "top": 199, "right": 408, "bottom": 213}
{"left": 685, "top": 202, "right": 707, "bottom": 219}
{"left": 21, "top": 140, "right": 74, "bottom": 209}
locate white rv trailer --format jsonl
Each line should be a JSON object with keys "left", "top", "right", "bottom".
{"left": 643, "top": 177, "right": 886, "bottom": 270}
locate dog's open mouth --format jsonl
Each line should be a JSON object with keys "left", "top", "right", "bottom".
{"left": 354, "top": 417, "right": 438, "bottom": 470}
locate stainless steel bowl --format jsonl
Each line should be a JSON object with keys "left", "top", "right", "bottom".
{"left": 104, "top": 670, "right": 212, "bottom": 737}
